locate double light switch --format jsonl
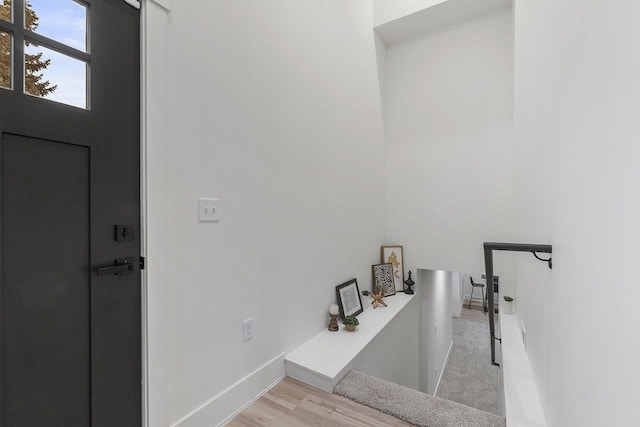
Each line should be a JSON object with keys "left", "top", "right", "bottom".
{"left": 199, "top": 198, "right": 221, "bottom": 222}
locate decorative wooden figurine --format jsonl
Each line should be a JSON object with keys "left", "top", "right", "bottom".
{"left": 404, "top": 270, "right": 415, "bottom": 294}
{"left": 371, "top": 287, "right": 387, "bottom": 309}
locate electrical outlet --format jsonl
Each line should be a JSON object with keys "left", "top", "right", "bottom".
{"left": 242, "top": 318, "right": 254, "bottom": 342}
{"left": 434, "top": 323, "right": 438, "bottom": 335}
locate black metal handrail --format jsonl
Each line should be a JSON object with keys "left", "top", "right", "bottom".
{"left": 483, "top": 242, "right": 552, "bottom": 366}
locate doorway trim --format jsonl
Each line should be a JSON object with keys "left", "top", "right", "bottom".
{"left": 141, "top": 1, "right": 172, "bottom": 426}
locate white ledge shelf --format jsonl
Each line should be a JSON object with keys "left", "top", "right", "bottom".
{"left": 500, "top": 311, "right": 546, "bottom": 427}
{"left": 285, "top": 293, "right": 415, "bottom": 392}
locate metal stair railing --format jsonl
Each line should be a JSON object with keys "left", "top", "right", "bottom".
{"left": 483, "top": 242, "right": 552, "bottom": 366}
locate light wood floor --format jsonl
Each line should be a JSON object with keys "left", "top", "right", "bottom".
{"left": 227, "top": 376, "right": 412, "bottom": 427}
{"left": 229, "top": 304, "right": 497, "bottom": 426}
{"left": 460, "top": 298, "right": 499, "bottom": 324}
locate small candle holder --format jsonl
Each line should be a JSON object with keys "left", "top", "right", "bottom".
{"left": 328, "top": 313, "right": 339, "bottom": 332}
{"left": 328, "top": 304, "right": 340, "bottom": 332}
{"left": 404, "top": 270, "right": 415, "bottom": 294}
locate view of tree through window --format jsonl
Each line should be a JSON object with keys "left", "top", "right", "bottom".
{"left": 0, "top": 0, "right": 8, "bottom": 21}
{"left": 0, "top": 0, "right": 57, "bottom": 96}
{"left": 0, "top": 1, "right": 10, "bottom": 89}
{"left": 0, "top": 29, "right": 9, "bottom": 89}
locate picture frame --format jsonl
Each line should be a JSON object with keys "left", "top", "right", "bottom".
{"left": 381, "top": 245, "right": 405, "bottom": 292}
{"left": 372, "top": 263, "right": 396, "bottom": 297}
{"left": 335, "top": 278, "right": 363, "bottom": 320}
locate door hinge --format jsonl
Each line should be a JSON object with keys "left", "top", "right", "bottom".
{"left": 125, "top": 0, "right": 141, "bottom": 9}
{"left": 140, "top": 256, "right": 145, "bottom": 270}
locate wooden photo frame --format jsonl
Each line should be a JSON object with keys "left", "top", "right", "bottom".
{"left": 335, "top": 278, "right": 363, "bottom": 320}
{"left": 372, "top": 263, "right": 396, "bottom": 297}
{"left": 381, "top": 245, "right": 405, "bottom": 292}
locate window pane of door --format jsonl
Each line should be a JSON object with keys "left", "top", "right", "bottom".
{"left": 0, "top": 30, "right": 10, "bottom": 89}
{"left": 0, "top": 0, "right": 11, "bottom": 23}
{"left": 25, "top": 0, "right": 87, "bottom": 52}
{"left": 24, "top": 41, "right": 86, "bottom": 108}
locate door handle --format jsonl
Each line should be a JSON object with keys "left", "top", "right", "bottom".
{"left": 97, "top": 257, "right": 134, "bottom": 276}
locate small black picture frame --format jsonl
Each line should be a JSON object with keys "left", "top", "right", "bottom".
{"left": 335, "top": 278, "right": 363, "bottom": 320}
{"left": 372, "top": 263, "right": 396, "bottom": 297}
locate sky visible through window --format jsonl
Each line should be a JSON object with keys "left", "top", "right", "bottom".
{"left": 26, "top": 0, "right": 87, "bottom": 108}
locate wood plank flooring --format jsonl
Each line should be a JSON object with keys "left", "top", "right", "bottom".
{"left": 227, "top": 377, "right": 412, "bottom": 427}
{"left": 460, "top": 299, "right": 499, "bottom": 324}
{"left": 229, "top": 305, "right": 499, "bottom": 426}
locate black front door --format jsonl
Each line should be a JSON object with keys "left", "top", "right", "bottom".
{"left": 0, "top": 0, "right": 141, "bottom": 425}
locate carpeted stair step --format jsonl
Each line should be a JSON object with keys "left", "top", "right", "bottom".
{"left": 334, "top": 370, "right": 505, "bottom": 427}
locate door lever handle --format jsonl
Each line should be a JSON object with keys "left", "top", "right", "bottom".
{"left": 97, "top": 257, "right": 134, "bottom": 276}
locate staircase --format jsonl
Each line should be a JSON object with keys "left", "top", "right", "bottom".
{"left": 334, "top": 370, "right": 505, "bottom": 427}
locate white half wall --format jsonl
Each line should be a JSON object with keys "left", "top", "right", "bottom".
{"left": 513, "top": 1, "right": 640, "bottom": 425}
{"left": 417, "top": 269, "right": 454, "bottom": 395}
{"left": 145, "top": 1, "right": 385, "bottom": 425}
{"left": 382, "top": 9, "right": 515, "bottom": 276}
{"left": 352, "top": 296, "right": 421, "bottom": 391}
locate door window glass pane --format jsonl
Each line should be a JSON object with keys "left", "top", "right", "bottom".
{"left": 0, "top": 30, "right": 9, "bottom": 89}
{"left": 0, "top": 0, "right": 11, "bottom": 23}
{"left": 24, "top": 41, "right": 86, "bottom": 108}
{"left": 25, "top": 0, "right": 87, "bottom": 52}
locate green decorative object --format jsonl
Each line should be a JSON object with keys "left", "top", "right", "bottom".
{"left": 343, "top": 315, "right": 359, "bottom": 331}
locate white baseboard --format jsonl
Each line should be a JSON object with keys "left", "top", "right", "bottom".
{"left": 434, "top": 340, "right": 453, "bottom": 396}
{"left": 171, "top": 353, "right": 286, "bottom": 427}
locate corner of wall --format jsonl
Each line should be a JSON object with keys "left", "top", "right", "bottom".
{"left": 373, "top": 30, "right": 387, "bottom": 123}
{"left": 142, "top": 1, "right": 171, "bottom": 426}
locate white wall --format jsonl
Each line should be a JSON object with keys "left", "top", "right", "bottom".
{"left": 142, "top": 1, "right": 640, "bottom": 425}
{"left": 513, "top": 1, "right": 640, "bottom": 425}
{"left": 418, "top": 269, "right": 453, "bottom": 394}
{"left": 383, "top": 9, "right": 515, "bottom": 277}
{"left": 145, "top": 1, "right": 385, "bottom": 425}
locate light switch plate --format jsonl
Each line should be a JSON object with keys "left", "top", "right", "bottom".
{"left": 199, "top": 198, "right": 220, "bottom": 222}
{"left": 243, "top": 318, "right": 254, "bottom": 341}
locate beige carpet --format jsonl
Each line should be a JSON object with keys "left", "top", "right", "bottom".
{"left": 437, "top": 317, "right": 502, "bottom": 415}
{"left": 334, "top": 370, "right": 505, "bottom": 427}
